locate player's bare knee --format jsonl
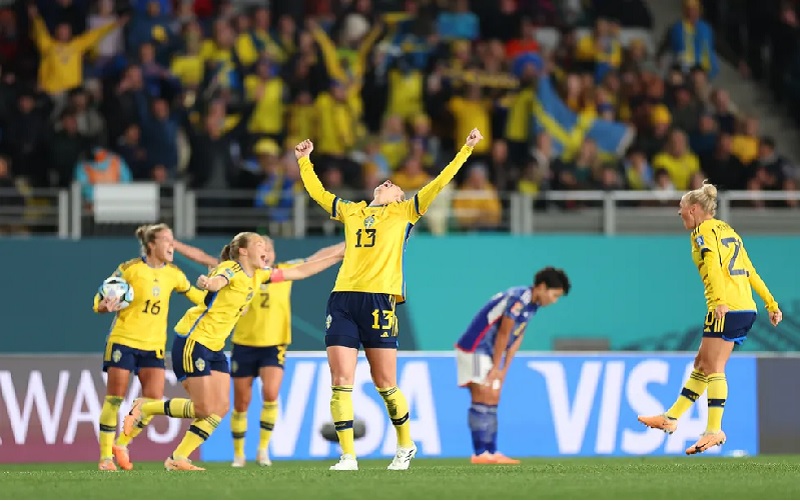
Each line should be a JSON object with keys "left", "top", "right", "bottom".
{"left": 217, "top": 401, "right": 230, "bottom": 417}
{"left": 330, "top": 373, "right": 354, "bottom": 386}
{"left": 234, "top": 395, "right": 250, "bottom": 413}
{"left": 262, "top": 389, "right": 279, "bottom": 402}
{"left": 194, "top": 402, "right": 214, "bottom": 418}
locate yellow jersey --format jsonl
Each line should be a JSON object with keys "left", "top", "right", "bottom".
{"left": 233, "top": 260, "right": 303, "bottom": 347}
{"left": 691, "top": 219, "right": 779, "bottom": 313}
{"left": 174, "top": 261, "right": 274, "bottom": 351}
{"left": 94, "top": 257, "right": 205, "bottom": 352}
{"left": 299, "top": 145, "right": 474, "bottom": 302}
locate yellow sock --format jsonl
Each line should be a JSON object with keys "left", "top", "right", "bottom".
{"left": 99, "top": 396, "right": 122, "bottom": 460}
{"left": 330, "top": 385, "right": 355, "bottom": 457}
{"left": 666, "top": 369, "right": 708, "bottom": 420}
{"left": 706, "top": 373, "right": 728, "bottom": 432}
{"left": 231, "top": 411, "right": 247, "bottom": 457}
{"left": 377, "top": 386, "right": 413, "bottom": 448}
{"left": 259, "top": 401, "right": 278, "bottom": 451}
{"left": 143, "top": 398, "right": 195, "bottom": 418}
{"left": 173, "top": 414, "right": 222, "bottom": 459}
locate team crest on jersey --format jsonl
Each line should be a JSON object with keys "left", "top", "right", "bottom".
{"left": 364, "top": 215, "right": 376, "bottom": 228}
{"left": 231, "top": 361, "right": 238, "bottom": 374}
{"left": 246, "top": 291, "right": 254, "bottom": 302}
{"left": 695, "top": 236, "right": 705, "bottom": 247}
{"left": 223, "top": 268, "right": 235, "bottom": 279}
{"left": 152, "top": 285, "right": 161, "bottom": 297}
{"left": 325, "top": 315, "right": 332, "bottom": 330}
{"left": 112, "top": 349, "right": 122, "bottom": 363}
{"left": 195, "top": 358, "right": 206, "bottom": 372}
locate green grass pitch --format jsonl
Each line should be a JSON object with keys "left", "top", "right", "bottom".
{"left": 2, "top": 457, "right": 800, "bottom": 499}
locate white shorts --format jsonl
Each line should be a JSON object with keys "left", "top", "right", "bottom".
{"left": 456, "top": 349, "right": 493, "bottom": 387}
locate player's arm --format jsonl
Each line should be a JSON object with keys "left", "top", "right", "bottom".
{"left": 174, "top": 269, "right": 208, "bottom": 306}
{"left": 272, "top": 251, "right": 344, "bottom": 283}
{"left": 501, "top": 335, "right": 524, "bottom": 376}
{"left": 294, "top": 140, "right": 344, "bottom": 220}
{"left": 409, "top": 129, "right": 481, "bottom": 221}
{"left": 197, "top": 264, "right": 236, "bottom": 292}
{"left": 305, "top": 242, "right": 346, "bottom": 262}
{"left": 490, "top": 315, "right": 516, "bottom": 373}
{"left": 174, "top": 240, "right": 219, "bottom": 268}
{"left": 696, "top": 228, "right": 727, "bottom": 308}
{"left": 742, "top": 250, "right": 779, "bottom": 312}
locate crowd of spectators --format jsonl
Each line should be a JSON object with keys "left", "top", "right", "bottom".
{"left": 0, "top": 0, "right": 796, "bottom": 236}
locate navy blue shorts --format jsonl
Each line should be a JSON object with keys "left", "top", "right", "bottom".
{"left": 230, "top": 344, "right": 287, "bottom": 377}
{"left": 325, "top": 292, "right": 399, "bottom": 349}
{"left": 171, "top": 335, "right": 229, "bottom": 381}
{"left": 103, "top": 342, "right": 165, "bottom": 374}
{"left": 702, "top": 311, "right": 757, "bottom": 345}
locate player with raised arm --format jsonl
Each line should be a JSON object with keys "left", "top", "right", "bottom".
{"left": 93, "top": 224, "right": 206, "bottom": 471}
{"left": 455, "top": 267, "right": 570, "bottom": 465}
{"left": 123, "top": 232, "right": 342, "bottom": 471}
{"left": 294, "top": 128, "right": 483, "bottom": 471}
{"left": 173, "top": 237, "right": 344, "bottom": 467}
{"left": 638, "top": 181, "right": 783, "bottom": 454}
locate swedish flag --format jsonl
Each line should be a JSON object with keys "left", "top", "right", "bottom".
{"left": 532, "top": 77, "right": 634, "bottom": 160}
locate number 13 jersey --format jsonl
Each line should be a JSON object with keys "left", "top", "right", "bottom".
{"left": 331, "top": 200, "right": 421, "bottom": 303}
{"left": 691, "top": 218, "right": 777, "bottom": 313}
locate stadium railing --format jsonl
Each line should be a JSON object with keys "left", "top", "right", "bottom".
{"left": 7, "top": 184, "right": 798, "bottom": 238}
{"left": 0, "top": 186, "right": 69, "bottom": 237}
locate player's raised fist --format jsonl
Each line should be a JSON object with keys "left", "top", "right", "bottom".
{"left": 294, "top": 139, "right": 314, "bottom": 159}
{"left": 465, "top": 128, "right": 483, "bottom": 147}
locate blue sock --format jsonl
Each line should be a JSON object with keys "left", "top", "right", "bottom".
{"left": 468, "top": 403, "right": 492, "bottom": 455}
{"left": 485, "top": 405, "right": 498, "bottom": 454}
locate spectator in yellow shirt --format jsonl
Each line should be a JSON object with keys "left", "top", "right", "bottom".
{"left": 652, "top": 129, "right": 700, "bottom": 190}
{"left": 452, "top": 165, "right": 502, "bottom": 231}
{"left": 448, "top": 84, "right": 492, "bottom": 157}
{"left": 393, "top": 155, "right": 432, "bottom": 193}
{"left": 731, "top": 116, "right": 759, "bottom": 165}
{"left": 29, "top": 4, "right": 126, "bottom": 96}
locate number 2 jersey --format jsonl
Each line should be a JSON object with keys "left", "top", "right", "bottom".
{"left": 233, "top": 259, "right": 304, "bottom": 347}
{"left": 93, "top": 257, "right": 205, "bottom": 352}
{"left": 691, "top": 218, "right": 778, "bottom": 313}
{"left": 174, "top": 260, "right": 274, "bottom": 351}
{"left": 455, "top": 286, "right": 539, "bottom": 356}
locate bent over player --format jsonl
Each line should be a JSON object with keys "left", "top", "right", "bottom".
{"left": 455, "top": 267, "right": 570, "bottom": 464}
{"left": 638, "top": 181, "right": 782, "bottom": 454}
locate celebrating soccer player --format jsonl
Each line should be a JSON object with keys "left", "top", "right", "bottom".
{"left": 638, "top": 181, "right": 783, "bottom": 454}
{"left": 455, "top": 267, "right": 570, "bottom": 464}
{"left": 123, "top": 232, "right": 342, "bottom": 471}
{"left": 93, "top": 224, "right": 206, "bottom": 471}
{"left": 294, "top": 128, "right": 483, "bottom": 471}
{"left": 173, "top": 237, "right": 344, "bottom": 467}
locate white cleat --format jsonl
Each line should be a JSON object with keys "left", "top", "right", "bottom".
{"left": 387, "top": 443, "right": 417, "bottom": 470}
{"left": 257, "top": 449, "right": 272, "bottom": 467}
{"left": 231, "top": 455, "right": 246, "bottom": 468}
{"left": 329, "top": 454, "right": 358, "bottom": 471}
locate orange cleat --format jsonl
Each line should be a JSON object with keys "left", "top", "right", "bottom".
{"left": 686, "top": 431, "right": 727, "bottom": 455}
{"left": 470, "top": 452, "right": 497, "bottom": 464}
{"left": 122, "top": 398, "right": 145, "bottom": 436}
{"left": 491, "top": 452, "right": 521, "bottom": 465}
{"left": 113, "top": 445, "right": 133, "bottom": 471}
{"left": 98, "top": 458, "right": 117, "bottom": 471}
{"left": 164, "top": 456, "right": 205, "bottom": 471}
{"left": 637, "top": 414, "right": 678, "bottom": 434}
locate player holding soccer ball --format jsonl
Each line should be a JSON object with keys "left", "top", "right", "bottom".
{"left": 93, "top": 224, "right": 207, "bottom": 472}
{"left": 455, "top": 267, "right": 570, "bottom": 464}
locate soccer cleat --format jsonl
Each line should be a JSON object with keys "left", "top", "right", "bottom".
{"left": 122, "top": 398, "right": 146, "bottom": 436}
{"left": 491, "top": 452, "right": 521, "bottom": 465}
{"left": 231, "top": 455, "right": 246, "bottom": 468}
{"left": 329, "top": 454, "right": 358, "bottom": 471}
{"left": 470, "top": 451, "right": 497, "bottom": 464}
{"left": 685, "top": 430, "right": 727, "bottom": 455}
{"left": 98, "top": 458, "right": 117, "bottom": 471}
{"left": 257, "top": 449, "right": 272, "bottom": 467}
{"left": 112, "top": 445, "right": 133, "bottom": 471}
{"left": 637, "top": 414, "right": 678, "bottom": 434}
{"left": 387, "top": 443, "right": 417, "bottom": 470}
{"left": 164, "top": 456, "right": 205, "bottom": 471}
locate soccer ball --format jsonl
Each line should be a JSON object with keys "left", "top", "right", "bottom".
{"left": 99, "top": 277, "right": 134, "bottom": 309}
